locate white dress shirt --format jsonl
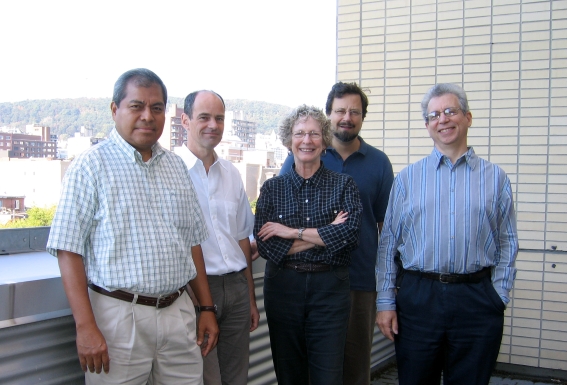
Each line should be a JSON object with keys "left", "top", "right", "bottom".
{"left": 175, "top": 145, "right": 254, "bottom": 275}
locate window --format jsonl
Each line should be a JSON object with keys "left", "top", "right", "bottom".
{"left": 15, "top": 200, "right": 20, "bottom": 210}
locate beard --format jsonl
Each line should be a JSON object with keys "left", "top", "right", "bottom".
{"left": 333, "top": 128, "right": 358, "bottom": 143}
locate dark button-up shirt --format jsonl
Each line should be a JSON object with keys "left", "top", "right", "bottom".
{"left": 254, "top": 163, "right": 362, "bottom": 266}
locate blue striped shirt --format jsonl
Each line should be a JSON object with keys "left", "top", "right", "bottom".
{"left": 376, "top": 147, "right": 518, "bottom": 311}
{"left": 47, "top": 128, "right": 208, "bottom": 295}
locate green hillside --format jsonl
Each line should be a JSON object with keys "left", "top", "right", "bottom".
{"left": 0, "top": 97, "right": 292, "bottom": 138}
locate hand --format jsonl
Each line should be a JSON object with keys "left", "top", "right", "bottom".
{"left": 376, "top": 310, "right": 398, "bottom": 342}
{"left": 76, "top": 324, "right": 110, "bottom": 374}
{"left": 257, "top": 222, "right": 295, "bottom": 241}
{"left": 250, "top": 239, "right": 260, "bottom": 261}
{"left": 331, "top": 211, "right": 348, "bottom": 225}
{"left": 250, "top": 303, "right": 260, "bottom": 332}
{"left": 196, "top": 311, "right": 219, "bottom": 357}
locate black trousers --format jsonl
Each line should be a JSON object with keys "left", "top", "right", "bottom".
{"left": 395, "top": 272, "right": 505, "bottom": 385}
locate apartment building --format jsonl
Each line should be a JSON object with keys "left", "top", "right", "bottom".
{"left": 226, "top": 111, "right": 257, "bottom": 148}
{"left": 0, "top": 129, "right": 57, "bottom": 159}
{"left": 159, "top": 103, "right": 186, "bottom": 150}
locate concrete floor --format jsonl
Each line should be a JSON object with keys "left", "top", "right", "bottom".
{"left": 370, "top": 364, "right": 567, "bottom": 385}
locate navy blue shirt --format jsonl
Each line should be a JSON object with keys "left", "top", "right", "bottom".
{"left": 280, "top": 137, "right": 394, "bottom": 291}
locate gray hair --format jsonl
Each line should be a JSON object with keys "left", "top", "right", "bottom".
{"left": 112, "top": 68, "right": 167, "bottom": 106}
{"left": 278, "top": 105, "right": 332, "bottom": 150}
{"left": 421, "top": 83, "right": 469, "bottom": 121}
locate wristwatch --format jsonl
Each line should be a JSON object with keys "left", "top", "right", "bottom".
{"left": 199, "top": 305, "right": 217, "bottom": 314}
{"left": 298, "top": 227, "right": 305, "bottom": 240}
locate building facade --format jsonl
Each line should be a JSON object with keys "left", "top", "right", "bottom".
{"left": 160, "top": 104, "right": 185, "bottom": 151}
{"left": 0, "top": 158, "right": 72, "bottom": 208}
{"left": 0, "top": 131, "right": 56, "bottom": 159}
{"left": 226, "top": 111, "right": 257, "bottom": 148}
{"left": 336, "top": 0, "right": 567, "bottom": 371}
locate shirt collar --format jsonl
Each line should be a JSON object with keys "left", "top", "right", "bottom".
{"left": 174, "top": 144, "right": 225, "bottom": 171}
{"left": 290, "top": 162, "right": 326, "bottom": 189}
{"left": 109, "top": 128, "right": 164, "bottom": 164}
{"left": 327, "top": 136, "right": 368, "bottom": 158}
{"left": 430, "top": 146, "right": 478, "bottom": 170}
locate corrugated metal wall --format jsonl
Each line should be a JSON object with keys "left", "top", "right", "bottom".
{"left": 248, "top": 275, "right": 396, "bottom": 385}
{"left": 0, "top": 316, "right": 82, "bottom": 385}
{"left": 0, "top": 273, "right": 393, "bottom": 384}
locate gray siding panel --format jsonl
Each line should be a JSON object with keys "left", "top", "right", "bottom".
{"left": 0, "top": 267, "right": 393, "bottom": 384}
{"left": 0, "top": 316, "right": 83, "bottom": 385}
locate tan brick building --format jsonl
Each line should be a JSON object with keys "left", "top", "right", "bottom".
{"left": 336, "top": 0, "right": 567, "bottom": 371}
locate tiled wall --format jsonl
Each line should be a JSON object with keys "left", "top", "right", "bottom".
{"left": 337, "top": 0, "right": 567, "bottom": 371}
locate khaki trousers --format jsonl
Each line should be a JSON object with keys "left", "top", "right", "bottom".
{"left": 86, "top": 288, "right": 203, "bottom": 385}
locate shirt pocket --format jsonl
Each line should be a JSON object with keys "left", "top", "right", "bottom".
{"left": 224, "top": 201, "right": 239, "bottom": 237}
{"left": 163, "top": 188, "right": 195, "bottom": 229}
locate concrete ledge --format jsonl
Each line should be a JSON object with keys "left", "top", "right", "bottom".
{"left": 494, "top": 363, "right": 567, "bottom": 383}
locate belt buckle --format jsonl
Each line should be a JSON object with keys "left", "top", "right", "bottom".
{"left": 439, "top": 273, "right": 450, "bottom": 284}
{"left": 156, "top": 295, "right": 163, "bottom": 309}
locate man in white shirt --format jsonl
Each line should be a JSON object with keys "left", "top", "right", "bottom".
{"left": 175, "top": 90, "right": 259, "bottom": 385}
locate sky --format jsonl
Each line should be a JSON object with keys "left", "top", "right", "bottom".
{"left": 0, "top": 0, "right": 337, "bottom": 108}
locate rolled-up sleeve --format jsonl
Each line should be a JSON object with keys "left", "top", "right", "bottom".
{"left": 253, "top": 181, "right": 294, "bottom": 265}
{"left": 317, "top": 176, "right": 362, "bottom": 254}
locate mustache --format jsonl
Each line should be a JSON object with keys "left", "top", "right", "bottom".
{"left": 337, "top": 122, "right": 355, "bottom": 129}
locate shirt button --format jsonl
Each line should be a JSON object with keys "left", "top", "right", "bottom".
{"left": 279, "top": 215, "right": 282, "bottom": 218}
{"left": 306, "top": 217, "right": 310, "bottom": 221}
{"left": 305, "top": 199, "right": 309, "bottom": 203}
{"left": 334, "top": 210, "right": 337, "bottom": 214}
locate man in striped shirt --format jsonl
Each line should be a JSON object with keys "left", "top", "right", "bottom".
{"left": 376, "top": 83, "right": 518, "bottom": 385}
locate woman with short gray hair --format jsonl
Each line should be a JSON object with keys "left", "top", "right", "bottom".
{"left": 254, "top": 104, "right": 362, "bottom": 385}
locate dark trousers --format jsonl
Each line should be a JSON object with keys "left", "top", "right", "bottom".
{"left": 204, "top": 271, "right": 251, "bottom": 385}
{"left": 264, "top": 260, "right": 350, "bottom": 385}
{"left": 395, "top": 272, "right": 505, "bottom": 385}
{"left": 343, "top": 290, "right": 377, "bottom": 385}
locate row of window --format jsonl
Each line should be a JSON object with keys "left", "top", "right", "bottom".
{"left": 12, "top": 147, "right": 56, "bottom": 152}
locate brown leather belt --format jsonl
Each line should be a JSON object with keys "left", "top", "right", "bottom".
{"left": 88, "top": 283, "right": 185, "bottom": 308}
{"left": 404, "top": 267, "right": 491, "bottom": 284}
{"left": 283, "top": 261, "right": 332, "bottom": 273}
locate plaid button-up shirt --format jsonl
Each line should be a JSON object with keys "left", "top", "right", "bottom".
{"left": 254, "top": 164, "right": 362, "bottom": 266}
{"left": 47, "top": 129, "right": 208, "bottom": 295}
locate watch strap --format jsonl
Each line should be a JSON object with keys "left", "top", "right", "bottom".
{"left": 199, "top": 305, "right": 217, "bottom": 314}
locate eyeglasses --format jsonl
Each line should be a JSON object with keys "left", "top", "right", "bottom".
{"left": 333, "top": 109, "right": 362, "bottom": 117}
{"left": 426, "top": 107, "right": 462, "bottom": 123}
{"left": 293, "top": 131, "right": 322, "bottom": 140}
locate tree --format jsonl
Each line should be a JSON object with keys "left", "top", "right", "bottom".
{"left": 0, "top": 206, "right": 56, "bottom": 228}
